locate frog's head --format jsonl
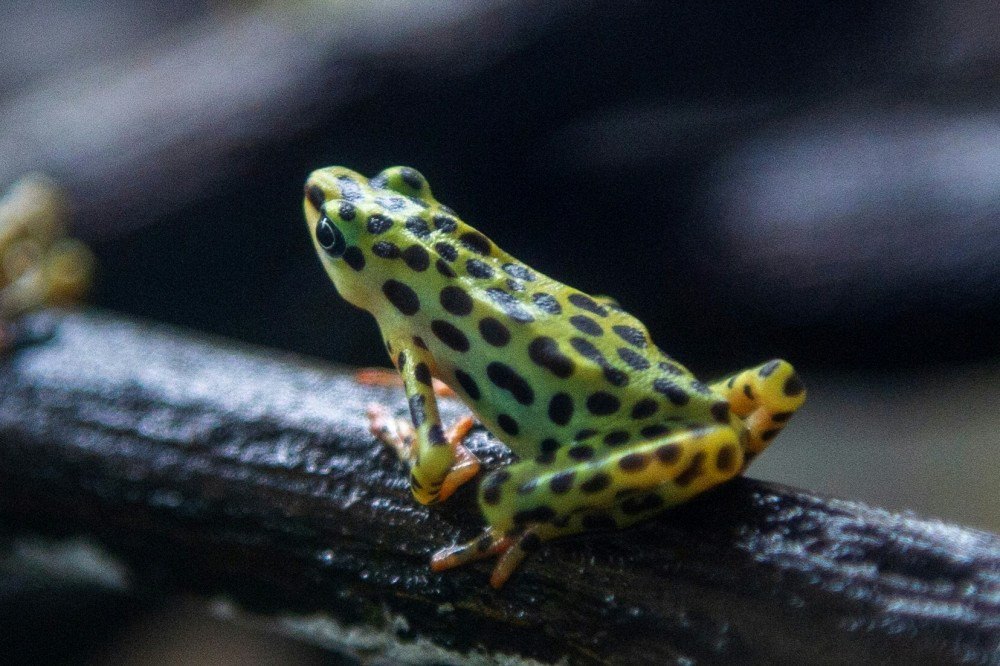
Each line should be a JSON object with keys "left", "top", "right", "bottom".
{"left": 303, "top": 165, "right": 446, "bottom": 310}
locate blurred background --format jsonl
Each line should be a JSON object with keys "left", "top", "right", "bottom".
{"left": 1, "top": 0, "right": 998, "bottom": 662}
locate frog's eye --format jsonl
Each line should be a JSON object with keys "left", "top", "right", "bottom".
{"left": 316, "top": 214, "right": 346, "bottom": 258}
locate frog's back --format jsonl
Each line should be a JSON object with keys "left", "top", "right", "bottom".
{"left": 304, "top": 166, "right": 731, "bottom": 459}
{"left": 440, "top": 274, "right": 731, "bottom": 457}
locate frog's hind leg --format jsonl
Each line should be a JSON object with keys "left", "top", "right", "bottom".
{"left": 429, "top": 459, "right": 544, "bottom": 586}
{"left": 710, "top": 359, "right": 806, "bottom": 462}
{"left": 433, "top": 424, "right": 742, "bottom": 588}
{"left": 551, "top": 424, "right": 746, "bottom": 537}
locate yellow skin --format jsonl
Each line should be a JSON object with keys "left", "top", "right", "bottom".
{"left": 304, "top": 166, "right": 806, "bottom": 588}
{"left": 0, "top": 176, "right": 93, "bottom": 338}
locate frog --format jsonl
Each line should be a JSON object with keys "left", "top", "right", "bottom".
{"left": 304, "top": 166, "right": 806, "bottom": 588}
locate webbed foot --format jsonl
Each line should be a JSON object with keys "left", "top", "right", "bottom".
{"left": 366, "top": 404, "right": 480, "bottom": 503}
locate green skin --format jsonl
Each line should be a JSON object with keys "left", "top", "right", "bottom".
{"left": 304, "top": 166, "right": 806, "bottom": 588}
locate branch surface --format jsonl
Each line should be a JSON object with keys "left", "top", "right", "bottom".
{"left": 0, "top": 310, "right": 997, "bottom": 664}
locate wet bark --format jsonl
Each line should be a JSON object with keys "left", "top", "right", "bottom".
{"left": 0, "top": 310, "right": 997, "bottom": 664}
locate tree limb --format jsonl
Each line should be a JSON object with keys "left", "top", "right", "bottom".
{"left": 0, "top": 310, "right": 997, "bottom": 664}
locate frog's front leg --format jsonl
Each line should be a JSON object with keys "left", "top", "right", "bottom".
{"left": 433, "top": 424, "right": 742, "bottom": 588}
{"left": 366, "top": 341, "right": 480, "bottom": 505}
{"left": 710, "top": 359, "right": 806, "bottom": 461}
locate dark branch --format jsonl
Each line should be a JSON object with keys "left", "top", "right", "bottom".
{"left": 0, "top": 310, "right": 997, "bottom": 664}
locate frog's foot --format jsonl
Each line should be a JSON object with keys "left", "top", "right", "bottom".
{"left": 366, "top": 404, "right": 480, "bottom": 502}
{"left": 437, "top": 416, "right": 480, "bottom": 501}
{"left": 431, "top": 528, "right": 539, "bottom": 589}
{"left": 366, "top": 402, "right": 413, "bottom": 461}
{"left": 431, "top": 528, "right": 510, "bottom": 573}
{"left": 356, "top": 367, "right": 455, "bottom": 397}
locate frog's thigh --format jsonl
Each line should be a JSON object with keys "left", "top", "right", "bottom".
{"left": 451, "top": 425, "right": 743, "bottom": 587}
{"left": 710, "top": 359, "right": 806, "bottom": 458}
{"left": 559, "top": 424, "right": 745, "bottom": 532}
{"left": 370, "top": 341, "right": 479, "bottom": 505}
{"left": 512, "top": 427, "right": 744, "bottom": 523}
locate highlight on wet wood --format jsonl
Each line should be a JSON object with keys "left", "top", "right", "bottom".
{"left": 0, "top": 310, "right": 997, "bottom": 664}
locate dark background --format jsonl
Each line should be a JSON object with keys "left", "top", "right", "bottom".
{"left": 1, "top": 1, "right": 998, "bottom": 663}
{"left": 86, "top": 3, "right": 1000, "bottom": 372}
